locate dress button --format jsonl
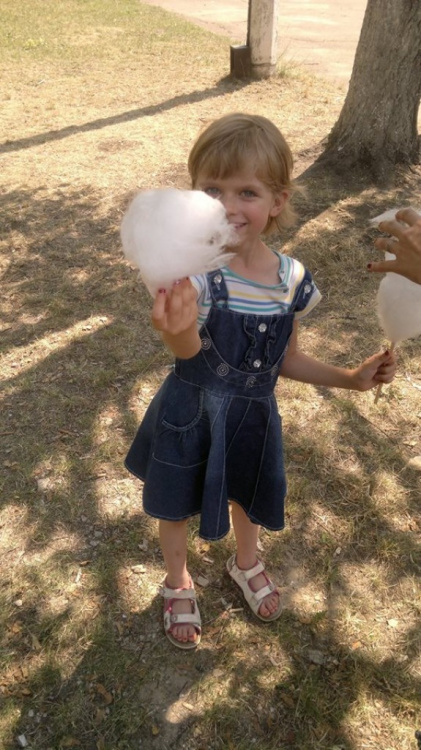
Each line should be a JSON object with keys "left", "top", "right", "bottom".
{"left": 216, "top": 363, "right": 229, "bottom": 376}
{"left": 258, "top": 323, "right": 267, "bottom": 333}
{"left": 213, "top": 273, "right": 222, "bottom": 285}
{"left": 304, "top": 283, "right": 312, "bottom": 294}
{"left": 253, "top": 359, "right": 262, "bottom": 369}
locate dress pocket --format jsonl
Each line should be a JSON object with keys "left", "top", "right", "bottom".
{"left": 152, "top": 379, "right": 211, "bottom": 467}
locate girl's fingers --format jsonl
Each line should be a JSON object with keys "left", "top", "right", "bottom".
{"left": 152, "top": 279, "right": 197, "bottom": 334}
{"left": 151, "top": 288, "right": 168, "bottom": 328}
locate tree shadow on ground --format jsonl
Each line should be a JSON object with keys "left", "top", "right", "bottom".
{"left": 0, "top": 76, "right": 249, "bottom": 156}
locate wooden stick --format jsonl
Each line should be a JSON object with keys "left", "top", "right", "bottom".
{"left": 374, "top": 342, "right": 395, "bottom": 404}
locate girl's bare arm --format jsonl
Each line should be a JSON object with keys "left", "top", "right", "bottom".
{"left": 280, "top": 322, "right": 396, "bottom": 391}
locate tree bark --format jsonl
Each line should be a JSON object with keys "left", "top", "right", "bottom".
{"left": 320, "top": 0, "right": 421, "bottom": 180}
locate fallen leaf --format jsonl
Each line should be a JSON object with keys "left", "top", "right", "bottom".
{"left": 10, "top": 621, "right": 23, "bottom": 634}
{"left": 279, "top": 693, "right": 295, "bottom": 709}
{"left": 95, "top": 708, "right": 107, "bottom": 724}
{"left": 96, "top": 684, "right": 113, "bottom": 704}
{"left": 206, "top": 625, "right": 223, "bottom": 638}
{"left": 387, "top": 618, "right": 399, "bottom": 628}
{"left": 406, "top": 456, "right": 421, "bottom": 471}
{"left": 297, "top": 615, "right": 312, "bottom": 625}
{"left": 131, "top": 564, "right": 146, "bottom": 574}
{"left": 151, "top": 725, "right": 160, "bottom": 736}
{"left": 30, "top": 632, "right": 42, "bottom": 651}
{"left": 307, "top": 649, "right": 325, "bottom": 665}
{"left": 61, "top": 739, "right": 81, "bottom": 747}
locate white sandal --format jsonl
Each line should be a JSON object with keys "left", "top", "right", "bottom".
{"left": 161, "top": 578, "right": 201, "bottom": 650}
{"left": 226, "top": 555, "right": 282, "bottom": 622}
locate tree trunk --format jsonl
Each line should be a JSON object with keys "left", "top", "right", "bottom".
{"left": 320, "top": 0, "right": 421, "bottom": 180}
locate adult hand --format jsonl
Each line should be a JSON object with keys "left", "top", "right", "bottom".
{"left": 368, "top": 208, "right": 421, "bottom": 285}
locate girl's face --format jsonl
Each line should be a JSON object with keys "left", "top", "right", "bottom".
{"left": 195, "top": 170, "right": 287, "bottom": 250}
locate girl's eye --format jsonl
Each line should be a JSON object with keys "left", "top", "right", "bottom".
{"left": 203, "top": 187, "right": 220, "bottom": 198}
{"left": 241, "top": 190, "right": 257, "bottom": 198}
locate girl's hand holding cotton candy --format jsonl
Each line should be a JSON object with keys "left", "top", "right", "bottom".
{"left": 151, "top": 279, "right": 201, "bottom": 360}
{"left": 120, "top": 188, "right": 237, "bottom": 295}
{"left": 350, "top": 350, "right": 396, "bottom": 391}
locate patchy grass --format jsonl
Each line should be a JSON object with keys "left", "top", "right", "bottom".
{"left": 1, "top": 1, "right": 421, "bottom": 749}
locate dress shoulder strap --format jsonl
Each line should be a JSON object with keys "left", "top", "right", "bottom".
{"left": 206, "top": 269, "right": 229, "bottom": 307}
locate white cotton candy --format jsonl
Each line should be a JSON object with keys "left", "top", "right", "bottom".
{"left": 369, "top": 208, "right": 404, "bottom": 227}
{"left": 376, "top": 253, "right": 421, "bottom": 344}
{"left": 369, "top": 207, "right": 421, "bottom": 227}
{"left": 120, "top": 188, "right": 237, "bottom": 295}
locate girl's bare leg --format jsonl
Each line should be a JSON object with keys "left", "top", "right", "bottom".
{"left": 230, "top": 502, "right": 280, "bottom": 617}
{"left": 159, "top": 519, "right": 198, "bottom": 644}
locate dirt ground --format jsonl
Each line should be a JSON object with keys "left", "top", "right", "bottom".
{"left": 140, "top": 0, "right": 367, "bottom": 83}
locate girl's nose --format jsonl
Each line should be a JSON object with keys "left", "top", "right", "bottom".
{"left": 219, "top": 193, "right": 237, "bottom": 215}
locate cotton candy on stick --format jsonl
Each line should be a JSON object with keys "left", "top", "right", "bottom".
{"left": 370, "top": 209, "right": 421, "bottom": 402}
{"left": 120, "top": 188, "right": 237, "bottom": 296}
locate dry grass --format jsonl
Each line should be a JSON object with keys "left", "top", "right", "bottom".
{"left": 1, "top": 1, "right": 421, "bottom": 749}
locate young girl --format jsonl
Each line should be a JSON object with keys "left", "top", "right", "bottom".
{"left": 125, "top": 113, "right": 396, "bottom": 649}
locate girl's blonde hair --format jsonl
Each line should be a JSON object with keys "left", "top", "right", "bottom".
{"left": 188, "top": 113, "right": 296, "bottom": 234}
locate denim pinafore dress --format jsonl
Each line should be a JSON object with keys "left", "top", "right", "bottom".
{"left": 125, "top": 267, "right": 315, "bottom": 541}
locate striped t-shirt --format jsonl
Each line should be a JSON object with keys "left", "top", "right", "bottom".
{"left": 191, "top": 251, "right": 321, "bottom": 328}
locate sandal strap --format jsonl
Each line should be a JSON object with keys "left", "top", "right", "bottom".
{"left": 247, "top": 582, "right": 275, "bottom": 606}
{"left": 233, "top": 560, "right": 264, "bottom": 582}
{"left": 160, "top": 585, "right": 196, "bottom": 599}
{"left": 164, "top": 611, "right": 201, "bottom": 628}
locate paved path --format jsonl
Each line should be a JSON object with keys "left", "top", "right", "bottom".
{"left": 141, "top": 0, "right": 367, "bottom": 84}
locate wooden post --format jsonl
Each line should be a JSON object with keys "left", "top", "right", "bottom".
{"left": 230, "top": 0, "right": 279, "bottom": 79}
{"left": 249, "top": 0, "right": 279, "bottom": 78}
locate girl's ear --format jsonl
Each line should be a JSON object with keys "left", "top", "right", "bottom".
{"left": 270, "top": 190, "right": 289, "bottom": 217}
